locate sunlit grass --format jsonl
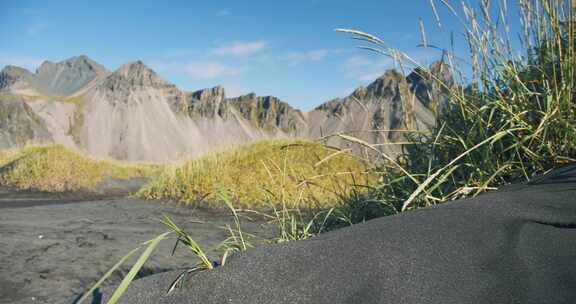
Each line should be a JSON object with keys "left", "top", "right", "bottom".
{"left": 0, "top": 144, "right": 156, "bottom": 192}
{"left": 331, "top": 0, "right": 576, "bottom": 222}
{"left": 139, "top": 139, "right": 377, "bottom": 209}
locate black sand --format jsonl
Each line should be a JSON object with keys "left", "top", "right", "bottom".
{"left": 0, "top": 193, "right": 270, "bottom": 304}
{"left": 113, "top": 164, "right": 576, "bottom": 304}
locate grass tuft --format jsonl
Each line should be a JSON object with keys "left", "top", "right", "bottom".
{"left": 0, "top": 144, "right": 155, "bottom": 192}
{"left": 138, "top": 139, "right": 377, "bottom": 209}
{"left": 331, "top": 0, "right": 576, "bottom": 221}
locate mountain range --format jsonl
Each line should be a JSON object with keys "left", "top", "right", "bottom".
{"left": 0, "top": 55, "right": 451, "bottom": 161}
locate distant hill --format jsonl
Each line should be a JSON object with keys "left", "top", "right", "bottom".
{"left": 0, "top": 55, "right": 450, "bottom": 161}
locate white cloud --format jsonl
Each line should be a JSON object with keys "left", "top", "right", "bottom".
{"left": 0, "top": 55, "right": 44, "bottom": 71}
{"left": 149, "top": 58, "right": 245, "bottom": 80}
{"left": 282, "top": 49, "right": 330, "bottom": 66}
{"left": 211, "top": 41, "right": 268, "bottom": 56}
{"left": 185, "top": 61, "right": 243, "bottom": 80}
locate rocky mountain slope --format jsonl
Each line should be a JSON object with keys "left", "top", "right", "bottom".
{"left": 0, "top": 95, "right": 52, "bottom": 149}
{"left": 0, "top": 55, "right": 108, "bottom": 97}
{"left": 0, "top": 55, "right": 449, "bottom": 161}
{"left": 309, "top": 62, "right": 451, "bottom": 157}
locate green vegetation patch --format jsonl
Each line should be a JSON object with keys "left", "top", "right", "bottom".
{"left": 326, "top": 0, "right": 576, "bottom": 227}
{"left": 0, "top": 145, "right": 155, "bottom": 192}
{"left": 139, "top": 139, "right": 376, "bottom": 209}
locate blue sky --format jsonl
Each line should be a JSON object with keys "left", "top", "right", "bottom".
{"left": 0, "top": 1, "right": 521, "bottom": 110}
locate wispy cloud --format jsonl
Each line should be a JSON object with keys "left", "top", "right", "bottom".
{"left": 211, "top": 41, "right": 268, "bottom": 56}
{"left": 185, "top": 61, "right": 243, "bottom": 79}
{"left": 281, "top": 49, "right": 330, "bottom": 66}
{"left": 0, "top": 55, "right": 44, "bottom": 71}
{"left": 149, "top": 57, "right": 247, "bottom": 80}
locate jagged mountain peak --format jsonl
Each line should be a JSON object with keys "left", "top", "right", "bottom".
{"left": 0, "top": 66, "right": 35, "bottom": 92}
{"left": 116, "top": 60, "right": 150, "bottom": 77}
{"left": 0, "top": 54, "right": 452, "bottom": 161}
{"left": 107, "top": 60, "right": 169, "bottom": 88}
{"left": 42, "top": 55, "right": 108, "bottom": 74}
{"left": 29, "top": 55, "right": 109, "bottom": 96}
{"left": 307, "top": 63, "right": 446, "bottom": 158}
{"left": 186, "top": 86, "right": 228, "bottom": 119}
{"left": 34, "top": 55, "right": 106, "bottom": 75}
{"left": 191, "top": 85, "right": 226, "bottom": 103}
{"left": 233, "top": 92, "right": 257, "bottom": 99}
{"left": 407, "top": 61, "right": 453, "bottom": 85}
{"left": 229, "top": 93, "right": 290, "bottom": 109}
{"left": 325, "top": 69, "right": 406, "bottom": 105}
{"left": 406, "top": 60, "right": 453, "bottom": 112}
{"left": 365, "top": 69, "right": 406, "bottom": 97}
{"left": 2, "top": 65, "right": 33, "bottom": 76}
{"left": 117, "top": 60, "right": 145, "bottom": 71}
{"left": 350, "top": 86, "right": 367, "bottom": 98}
{"left": 0, "top": 55, "right": 109, "bottom": 96}
{"left": 428, "top": 61, "right": 453, "bottom": 87}
{"left": 227, "top": 92, "right": 307, "bottom": 134}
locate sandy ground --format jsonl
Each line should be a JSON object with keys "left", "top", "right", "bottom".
{"left": 0, "top": 189, "right": 271, "bottom": 304}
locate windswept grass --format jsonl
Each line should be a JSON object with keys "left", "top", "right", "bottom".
{"left": 139, "top": 139, "right": 377, "bottom": 209}
{"left": 0, "top": 145, "right": 156, "bottom": 192}
{"left": 331, "top": 0, "right": 576, "bottom": 223}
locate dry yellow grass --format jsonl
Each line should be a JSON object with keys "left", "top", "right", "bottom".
{"left": 138, "top": 139, "right": 377, "bottom": 209}
{"left": 0, "top": 144, "right": 156, "bottom": 192}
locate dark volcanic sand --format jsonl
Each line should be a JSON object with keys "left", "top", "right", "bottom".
{"left": 103, "top": 165, "right": 576, "bottom": 304}
{"left": 0, "top": 190, "right": 271, "bottom": 304}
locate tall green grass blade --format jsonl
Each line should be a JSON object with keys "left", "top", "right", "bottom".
{"left": 162, "top": 216, "right": 213, "bottom": 270}
{"left": 75, "top": 246, "right": 141, "bottom": 304}
{"left": 106, "top": 232, "right": 170, "bottom": 304}
{"left": 217, "top": 189, "right": 248, "bottom": 251}
{"left": 402, "top": 129, "right": 521, "bottom": 211}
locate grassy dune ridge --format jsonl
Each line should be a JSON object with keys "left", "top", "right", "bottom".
{"left": 138, "top": 139, "right": 377, "bottom": 209}
{"left": 0, "top": 145, "right": 155, "bottom": 192}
